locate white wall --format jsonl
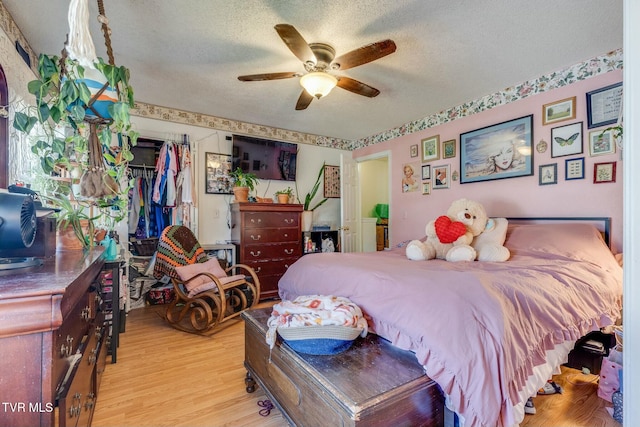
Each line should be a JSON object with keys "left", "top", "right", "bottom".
{"left": 132, "top": 116, "right": 347, "bottom": 244}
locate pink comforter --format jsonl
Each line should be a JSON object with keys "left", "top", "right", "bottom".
{"left": 278, "top": 223, "right": 623, "bottom": 427}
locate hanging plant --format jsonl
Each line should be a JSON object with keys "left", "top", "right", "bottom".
{"left": 11, "top": 0, "right": 138, "bottom": 248}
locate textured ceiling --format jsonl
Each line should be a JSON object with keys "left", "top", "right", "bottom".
{"left": 2, "top": 0, "right": 623, "bottom": 141}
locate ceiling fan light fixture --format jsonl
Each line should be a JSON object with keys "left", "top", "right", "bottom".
{"left": 300, "top": 72, "right": 338, "bottom": 99}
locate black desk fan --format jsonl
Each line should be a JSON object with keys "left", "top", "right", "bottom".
{"left": 0, "top": 189, "right": 43, "bottom": 270}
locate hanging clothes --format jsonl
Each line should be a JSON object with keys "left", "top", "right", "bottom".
{"left": 130, "top": 134, "right": 193, "bottom": 240}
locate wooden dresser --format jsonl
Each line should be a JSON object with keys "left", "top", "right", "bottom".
{"left": 0, "top": 249, "right": 106, "bottom": 427}
{"left": 230, "top": 203, "right": 302, "bottom": 300}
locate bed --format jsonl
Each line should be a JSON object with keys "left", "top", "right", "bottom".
{"left": 276, "top": 218, "right": 623, "bottom": 427}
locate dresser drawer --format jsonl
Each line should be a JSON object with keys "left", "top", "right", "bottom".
{"left": 53, "top": 289, "right": 96, "bottom": 389}
{"left": 57, "top": 331, "right": 98, "bottom": 427}
{"left": 243, "top": 211, "right": 299, "bottom": 228}
{"left": 241, "top": 243, "right": 302, "bottom": 261}
{"left": 243, "top": 227, "right": 300, "bottom": 244}
{"left": 244, "top": 258, "right": 298, "bottom": 276}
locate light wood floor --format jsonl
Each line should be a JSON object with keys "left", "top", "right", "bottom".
{"left": 92, "top": 305, "right": 620, "bottom": 427}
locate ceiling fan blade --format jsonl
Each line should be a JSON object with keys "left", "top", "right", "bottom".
{"left": 295, "top": 90, "right": 314, "bottom": 110}
{"left": 337, "top": 77, "right": 380, "bottom": 97}
{"left": 275, "top": 24, "right": 316, "bottom": 64}
{"left": 332, "top": 39, "right": 397, "bottom": 70}
{"left": 238, "top": 72, "right": 298, "bottom": 81}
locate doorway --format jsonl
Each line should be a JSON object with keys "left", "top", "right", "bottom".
{"left": 355, "top": 151, "right": 391, "bottom": 252}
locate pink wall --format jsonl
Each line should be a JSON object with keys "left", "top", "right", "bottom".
{"left": 354, "top": 70, "right": 623, "bottom": 253}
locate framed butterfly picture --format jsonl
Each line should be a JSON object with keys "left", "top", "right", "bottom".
{"left": 551, "top": 121, "right": 583, "bottom": 158}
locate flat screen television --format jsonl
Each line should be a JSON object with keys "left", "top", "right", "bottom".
{"left": 232, "top": 134, "right": 298, "bottom": 181}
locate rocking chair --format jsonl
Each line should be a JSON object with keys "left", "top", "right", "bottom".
{"left": 153, "top": 225, "right": 260, "bottom": 334}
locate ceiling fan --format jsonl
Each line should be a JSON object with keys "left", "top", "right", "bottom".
{"left": 237, "top": 24, "right": 397, "bottom": 110}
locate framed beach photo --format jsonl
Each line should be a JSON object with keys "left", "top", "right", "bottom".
{"left": 588, "top": 129, "right": 616, "bottom": 156}
{"left": 421, "top": 135, "right": 440, "bottom": 162}
{"left": 551, "top": 122, "right": 583, "bottom": 158}
{"left": 586, "top": 82, "right": 623, "bottom": 129}
{"left": 460, "top": 115, "right": 533, "bottom": 184}
{"left": 542, "top": 96, "right": 576, "bottom": 126}
{"left": 565, "top": 157, "right": 585, "bottom": 180}
{"left": 594, "top": 161, "right": 617, "bottom": 184}
{"left": 539, "top": 163, "right": 557, "bottom": 185}
{"left": 421, "top": 164, "right": 431, "bottom": 180}
{"left": 432, "top": 164, "right": 450, "bottom": 189}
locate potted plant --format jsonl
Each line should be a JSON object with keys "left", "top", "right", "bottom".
{"left": 230, "top": 167, "right": 259, "bottom": 202}
{"left": 297, "top": 164, "right": 328, "bottom": 231}
{"left": 275, "top": 187, "right": 294, "bottom": 204}
{"left": 12, "top": 53, "right": 138, "bottom": 248}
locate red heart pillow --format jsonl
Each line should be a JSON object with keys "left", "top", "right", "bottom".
{"left": 434, "top": 216, "right": 467, "bottom": 244}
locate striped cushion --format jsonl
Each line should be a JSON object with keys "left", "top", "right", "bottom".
{"left": 153, "top": 225, "right": 208, "bottom": 279}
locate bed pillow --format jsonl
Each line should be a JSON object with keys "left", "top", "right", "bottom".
{"left": 175, "top": 257, "right": 227, "bottom": 292}
{"left": 505, "top": 222, "right": 614, "bottom": 264}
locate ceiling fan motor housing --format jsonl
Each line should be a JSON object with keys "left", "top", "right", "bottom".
{"left": 306, "top": 43, "right": 336, "bottom": 71}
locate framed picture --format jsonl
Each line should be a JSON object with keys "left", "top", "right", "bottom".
{"left": 205, "top": 152, "right": 233, "bottom": 194}
{"left": 460, "top": 114, "right": 533, "bottom": 184}
{"left": 421, "top": 135, "right": 440, "bottom": 162}
{"left": 432, "top": 164, "right": 450, "bottom": 189}
{"left": 594, "top": 161, "right": 617, "bottom": 184}
{"left": 539, "top": 163, "right": 557, "bottom": 185}
{"left": 422, "top": 182, "right": 431, "bottom": 195}
{"left": 402, "top": 162, "right": 420, "bottom": 193}
{"left": 410, "top": 144, "right": 418, "bottom": 158}
{"left": 551, "top": 121, "right": 583, "bottom": 158}
{"left": 442, "top": 139, "right": 456, "bottom": 159}
{"left": 324, "top": 165, "right": 341, "bottom": 198}
{"left": 589, "top": 129, "right": 616, "bottom": 156}
{"left": 421, "top": 164, "right": 431, "bottom": 180}
{"left": 542, "top": 96, "right": 576, "bottom": 126}
{"left": 565, "top": 157, "right": 585, "bottom": 180}
{"left": 586, "top": 82, "right": 623, "bottom": 129}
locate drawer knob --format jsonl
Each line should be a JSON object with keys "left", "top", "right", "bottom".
{"left": 284, "top": 248, "right": 294, "bottom": 255}
{"left": 250, "top": 250, "right": 261, "bottom": 257}
{"left": 60, "top": 343, "right": 70, "bottom": 358}
{"left": 284, "top": 218, "right": 294, "bottom": 224}
{"left": 250, "top": 234, "right": 262, "bottom": 241}
{"left": 254, "top": 267, "right": 262, "bottom": 273}
{"left": 250, "top": 218, "right": 262, "bottom": 224}
{"left": 60, "top": 335, "right": 74, "bottom": 357}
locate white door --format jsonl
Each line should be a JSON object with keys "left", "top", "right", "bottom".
{"left": 340, "top": 153, "right": 358, "bottom": 252}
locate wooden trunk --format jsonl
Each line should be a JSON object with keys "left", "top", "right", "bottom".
{"left": 242, "top": 307, "right": 444, "bottom": 427}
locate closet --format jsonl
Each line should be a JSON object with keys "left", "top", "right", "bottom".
{"left": 128, "top": 135, "right": 195, "bottom": 307}
{"left": 128, "top": 135, "right": 194, "bottom": 245}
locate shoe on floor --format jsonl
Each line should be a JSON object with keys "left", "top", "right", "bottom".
{"left": 538, "top": 381, "right": 563, "bottom": 395}
{"left": 524, "top": 397, "right": 536, "bottom": 415}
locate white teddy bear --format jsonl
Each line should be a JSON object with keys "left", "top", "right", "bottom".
{"left": 405, "top": 198, "right": 510, "bottom": 262}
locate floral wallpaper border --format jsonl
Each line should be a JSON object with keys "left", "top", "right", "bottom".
{"left": 338, "top": 48, "right": 624, "bottom": 150}
{"left": 0, "top": 3, "right": 623, "bottom": 152}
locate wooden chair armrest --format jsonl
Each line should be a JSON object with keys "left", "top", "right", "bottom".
{"left": 226, "top": 263, "right": 261, "bottom": 300}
